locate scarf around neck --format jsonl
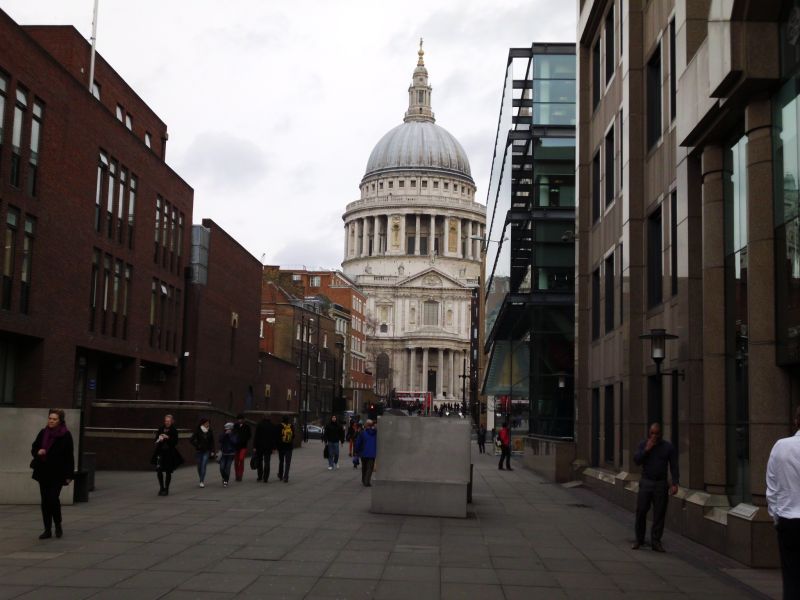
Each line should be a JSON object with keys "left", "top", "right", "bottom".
{"left": 42, "top": 423, "right": 68, "bottom": 451}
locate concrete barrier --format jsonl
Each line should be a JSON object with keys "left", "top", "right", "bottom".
{"left": 0, "top": 407, "right": 80, "bottom": 505}
{"left": 371, "top": 416, "right": 471, "bottom": 518}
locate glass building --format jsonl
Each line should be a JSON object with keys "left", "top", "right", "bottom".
{"left": 483, "top": 44, "right": 576, "bottom": 439}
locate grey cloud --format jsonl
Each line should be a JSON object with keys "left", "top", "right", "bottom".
{"left": 179, "top": 131, "right": 268, "bottom": 191}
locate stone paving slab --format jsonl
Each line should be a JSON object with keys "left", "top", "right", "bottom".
{"left": 0, "top": 441, "right": 781, "bottom": 599}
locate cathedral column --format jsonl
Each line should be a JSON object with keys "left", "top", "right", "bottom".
{"left": 422, "top": 348, "right": 429, "bottom": 394}
{"left": 456, "top": 218, "right": 463, "bottom": 258}
{"left": 409, "top": 347, "right": 416, "bottom": 390}
{"left": 415, "top": 214, "right": 421, "bottom": 255}
{"left": 430, "top": 214, "right": 436, "bottom": 256}
{"left": 449, "top": 349, "right": 456, "bottom": 399}
{"left": 399, "top": 214, "right": 407, "bottom": 255}
{"left": 437, "top": 348, "right": 444, "bottom": 399}
{"left": 361, "top": 218, "right": 369, "bottom": 256}
{"left": 375, "top": 215, "right": 383, "bottom": 255}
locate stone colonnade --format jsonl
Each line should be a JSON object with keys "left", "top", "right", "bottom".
{"left": 397, "top": 346, "right": 470, "bottom": 402}
{"left": 345, "top": 213, "right": 484, "bottom": 260}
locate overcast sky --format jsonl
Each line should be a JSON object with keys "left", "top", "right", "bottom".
{"left": 5, "top": 1, "right": 575, "bottom": 268}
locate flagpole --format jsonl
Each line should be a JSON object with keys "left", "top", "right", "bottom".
{"left": 88, "top": 0, "right": 99, "bottom": 93}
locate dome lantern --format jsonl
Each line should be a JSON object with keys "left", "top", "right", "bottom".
{"left": 405, "top": 38, "right": 435, "bottom": 124}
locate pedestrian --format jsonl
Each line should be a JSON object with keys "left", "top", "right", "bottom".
{"left": 355, "top": 419, "right": 377, "bottom": 486}
{"left": 632, "top": 422, "right": 679, "bottom": 552}
{"left": 30, "top": 409, "right": 74, "bottom": 539}
{"left": 346, "top": 418, "right": 358, "bottom": 457}
{"left": 253, "top": 416, "right": 277, "bottom": 482}
{"left": 232, "top": 413, "right": 251, "bottom": 482}
{"left": 490, "top": 427, "right": 497, "bottom": 445}
{"left": 277, "top": 415, "right": 295, "bottom": 483}
{"left": 497, "top": 421, "right": 512, "bottom": 470}
{"left": 323, "top": 415, "right": 345, "bottom": 470}
{"left": 351, "top": 422, "right": 363, "bottom": 468}
{"left": 218, "top": 422, "right": 238, "bottom": 487}
{"left": 189, "top": 417, "right": 215, "bottom": 488}
{"left": 477, "top": 425, "right": 487, "bottom": 454}
{"left": 766, "top": 405, "right": 800, "bottom": 599}
{"left": 151, "top": 414, "right": 183, "bottom": 496}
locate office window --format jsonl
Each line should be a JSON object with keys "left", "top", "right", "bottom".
{"left": 122, "top": 265, "right": 131, "bottom": 339}
{"left": 145, "top": 132, "right": 151, "bottom": 148}
{"left": 128, "top": 175, "right": 137, "bottom": 249}
{"left": 116, "top": 105, "right": 123, "bottom": 121}
{"left": 95, "top": 152, "right": 108, "bottom": 232}
{"left": 592, "top": 39, "right": 601, "bottom": 109}
{"left": 28, "top": 101, "right": 43, "bottom": 196}
{"left": 669, "top": 19, "right": 676, "bottom": 122}
{"left": 592, "top": 151, "right": 601, "bottom": 222}
{"left": 117, "top": 169, "right": 126, "bottom": 243}
{"left": 671, "top": 190, "right": 678, "bottom": 295}
{"left": 310, "top": 275, "right": 321, "bottom": 287}
{"left": 591, "top": 388, "right": 600, "bottom": 466}
{"left": 648, "top": 206, "right": 663, "bottom": 307}
{"left": 423, "top": 300, "right": 439, "bottom": 326}
{"left": 619, "top": 110, "right": 624, "bottom": 189}
{"left": 605, "top": 253, "right": 614, "bottom": 333}
{"left": 2, "top": 208, "right": 18, "bottom": 310}
{"left": 106, "top": 160, "right": 116, "bottom": 239}
{"left": 91, "top": 81, "right": 101, "bottom": 99}
{"left": 11, "top": 88, "right": 27, "bottom": 188}
{"left": 149, "top": 280, "right": 157, "bottom": 346}
{"left": 19, "top": 217, "right": 34, "bottom": 314}
{"left": 125, "top": 114, "right": 132, "bottom": 131}
{"left": 605, "top": 126, "right": 615, "bottom": 206}
{"left": 647, "top": 43, "right": 662, "bottom": 149}
{"left": 154, "top": 197, "right": 162, "bottom": 262}
{"left": 0, "top": 74, "right": 7, "bottom": 146}
{"left": 89, "top": 249, "right": 100, "bottom": 331}
{"left": 177, "top": 213, "right": 184, "bottom": 266}
{"left": 101, "top": 255, "right": 111, "bottom": 334}
{"left": 604, "top": 384, "right": 615, "bottom": 463}
{"left": 619, "top": 244, "right": 624, "bottom": 325}
{"left": 592, "top": 267, "right": 600, "bottom": 339}
{"left": 111, "top": 260, "right": 121, "bottom": 336}
{"left": 605, "top": 4, "right": 615, "bottom": 83}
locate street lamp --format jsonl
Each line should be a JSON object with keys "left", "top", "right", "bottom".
{"left": 639, "top": 328, "right": 684, "bottom": 379}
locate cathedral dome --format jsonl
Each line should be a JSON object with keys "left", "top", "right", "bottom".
{"left": 362, "top": 40, "right": 473, "bottom": 183}
{"left": 364, "top": 121, "right": 472, "bottom": 180}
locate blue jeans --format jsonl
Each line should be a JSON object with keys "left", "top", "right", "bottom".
{"left": 219, "top": 454, "right": 234, "bottom": 483}
{"left": 327, "top": 442, "right": 340, "bottom": 467}
{"left": 196, "top": 451, "right": 209, "bottom": 482}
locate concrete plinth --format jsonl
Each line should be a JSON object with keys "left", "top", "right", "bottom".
{"left": 0, "top": 407, "right": 80, "bottom": 505}
{"left": 371, "top": 416, "right": 470, "bottom": 518}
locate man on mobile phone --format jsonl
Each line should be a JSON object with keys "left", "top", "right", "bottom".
{"left": 632, "top": 422, "right": 679, "bottom": 552}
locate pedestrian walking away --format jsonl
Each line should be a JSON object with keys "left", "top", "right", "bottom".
{"left": 253, "top": 416, "right": 277, "bottom": 482}
{"left": 346, "top": 417, "right": 360, "bottom": 457}
{"left": 277, "top": 415, "right": 295, "bottom": 483}
{"left": 151, "top": 414, "right": 183, "bottom": 496}
{"left": 232, "top": 413, "right": 251, "bottom": 482}
{"left": 351, "top": 422, "right": 363, "bottom": 468}
{"left": 189, "top": 417, "right": 215, "bottom": 488}
{"left": 30, "top": 409, "right": 74, "bottom": 540}
{"left": 355, "top": 419, "right": 377, "bottom": 486}
{"left": 497, "top": 422, "right": 512, "bottom": 470}
{"left": 218, "top": 422, "right": 238, "bottom": 487}
{"left": 323, "top": 414, "right": 345, "bottom": 470}
{"left": 766, "top": 405, "right": 800, "bottom": 599}
{"left": 477, "top": 425, "right": 487, "bottom": 454}
{"left": 632, "top": 423, "right": 679, "bottom": 552}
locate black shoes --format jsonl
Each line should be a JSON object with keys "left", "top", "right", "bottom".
{"left": 631, "top": 541, "right": 641, "bottom": 550}
{"left": 651, "top": 541, "right": 665, "bottom": 553}
{"left": 39, "top": 530, "right": 52, "bottom": 540}
{"left": 158, "top": 488, "right": 168, "bottom": 496}
{"left": 55, "top": 524, "right": 63, "bottom": 538}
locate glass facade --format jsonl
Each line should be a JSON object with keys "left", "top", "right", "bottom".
{"left": 483, "top": 45, "right": 576, "bottom": 438}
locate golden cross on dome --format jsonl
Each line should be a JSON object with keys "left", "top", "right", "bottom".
{"left": 417, "top": 37, "right": 425, "bottom": 66}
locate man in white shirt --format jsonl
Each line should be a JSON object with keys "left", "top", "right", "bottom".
{"left": 766, "top": 405, "right": 800, "bottom": 600}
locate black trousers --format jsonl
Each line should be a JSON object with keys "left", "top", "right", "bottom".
{"left": 477, "top": 440, "right": 486, "bottom": 454}
{"left": 254, "top": 449, "right": 272, "bottom": 481}
{"left": 156, "top": 470, "right": 172, "bottom": 491}
{"left": 361, "top": 457, "right": 375, "bottom": 485}
{"left": 39, "top": 481, "right": 63, "bottom": 531}
{"left": 635, "top": 478, "right": 668, "bottom": 544}
{"left": 776, "top": 517, "right": 800, "bottom": 600}
{"left": 498, "top": 444, "right": 511, "bottom": 469}
{"left": 278, "top": 448, "right": 292, "bottom": 481}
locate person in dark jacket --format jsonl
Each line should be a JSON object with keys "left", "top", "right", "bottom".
{"left": 323, "top": 415, "right": 345, "bottom": 470}
{"left": 351, "top": 422, "right": 363, "bottom": 468}
{"left": 218, "top": 422, "right": 238, "bottom": 487}
{"left": 253, "top": 417, "right": 277, "bottom": 482}
{"left": 477, "top": 426, "right": 487, "bottom": 454}
{"left": 277, "top": 415, "right": 295, "bottom": 483}
{"left": 632, "top": 423, "right": 679, "bottom": 552}
{"left": 152, "top": 414, "right": 183, "bottom": 496}
{"left": 232, "top": 413, "right": 251, "bottom": 482}
{"left": 498, "top": 422, "right": 512, "bottom": 470}
{"left": 355, "top": 419, "right": 377, "bottom": 486}
{"left": 189, "top": 417, "right": 215, "bottom": 488}
{"left": 31, "top": 409, "right": 74, "bottom": 539}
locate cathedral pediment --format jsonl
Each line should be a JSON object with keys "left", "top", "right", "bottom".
{"left": 396, "top": 268, "right": 467, "bottom": 289}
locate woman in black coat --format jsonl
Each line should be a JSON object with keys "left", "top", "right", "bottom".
{"left": 30, "top": 409, "right": 74, "bottom": 539}
{"left": 151, "top": 414, "right": 183, "bottom": 496}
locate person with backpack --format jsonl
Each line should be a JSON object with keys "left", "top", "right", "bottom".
{"left": 218, "top": 422, "right": 238, "bottom": 488}
{"left": 252, "top": 416, "right": 277, "bottom": 482}
{"left": 232, "top": 414, "right": 251, "bottom": 482}
{"left": 323, "top": 415, "right": 345, "bottom": 470}
{"left": 189, "top": 417, "right": 215, "bottom": 488}
{"left": 277, "top": 415, "right": 295, "bottom": 483}
{"left": 355, "top": 419, "right": 377, "bottom": 486}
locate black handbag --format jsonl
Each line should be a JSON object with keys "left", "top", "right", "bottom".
{"left": 323, "top": 445, "right": 329, "bottom": 459}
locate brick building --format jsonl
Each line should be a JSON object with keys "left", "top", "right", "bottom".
{"left": 278, "top": 268, "right": 373, "bottom": 412}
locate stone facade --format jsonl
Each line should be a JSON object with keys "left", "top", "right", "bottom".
{"left": 342, "top": 44, "right": 485, "bottom": 404}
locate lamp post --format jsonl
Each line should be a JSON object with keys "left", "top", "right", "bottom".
{"left": 638, "top": 328, "right": 681, "bottom": 378}
{"left": 459, "top": 357, "right": 470, "bottom": 420}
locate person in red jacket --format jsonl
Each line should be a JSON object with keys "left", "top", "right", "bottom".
{"left": 498, "top": 422, "right": 512, "bottom": 471}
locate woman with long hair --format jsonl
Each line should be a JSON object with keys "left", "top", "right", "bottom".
{"left": 30, "top": 409, "right": 74, "bottom": 539}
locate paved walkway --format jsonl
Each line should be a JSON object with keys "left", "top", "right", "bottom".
{"left": 0, "top": 443, "right": 781, "bottom": 599}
